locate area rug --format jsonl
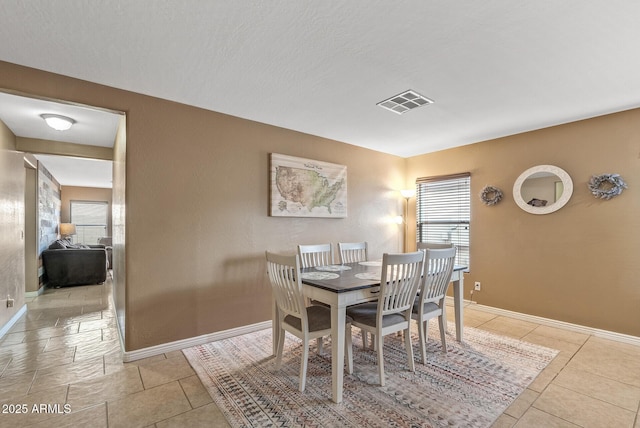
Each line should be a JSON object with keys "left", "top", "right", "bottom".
{"left": 183, "top": 325, "right": 557, "bottom": 427}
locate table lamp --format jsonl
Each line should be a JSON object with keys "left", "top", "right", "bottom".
{"left": 60, "top": 223, "right": 76, "bottom": 242}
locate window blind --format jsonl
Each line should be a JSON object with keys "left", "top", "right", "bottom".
{"left": 416, "top": 173, "right": 471, "bottom": 268}
{"left": 70, "top": 201, "right": 108, "bottom": 244}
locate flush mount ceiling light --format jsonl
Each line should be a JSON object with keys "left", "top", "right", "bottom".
{"left": 40, "top": 114, "right": 76, "bottom": 131}
{"left": 377, "top": 90, "right": 434, "bottom": 115}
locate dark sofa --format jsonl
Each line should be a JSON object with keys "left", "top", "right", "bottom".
{"left": 98, "top": 236, "right": 113, "bottom": 269}
{"left": 42, "top": 239, "right": 108, "bottom": 287}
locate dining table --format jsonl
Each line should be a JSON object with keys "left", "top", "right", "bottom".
{"left": 271, "top": 260, "right": 467, "bottom": 404}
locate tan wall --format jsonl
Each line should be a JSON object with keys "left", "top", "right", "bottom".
{"left": 407, "top": 109, "right": 640, "bottom": 336}
{"left": 3, "top": 59, "right": 637, "bottom": 347}
{"left": 16, "top": 137, "right": 113, "bottom": 161}
{"left": 0, "top": 118, "right": 25, "bottom": 326}
{"left": 0, "top": 61, "right": 406, "bottom": 350}
{"left": 60, "top": 186, "right": 113, "bottom": 241}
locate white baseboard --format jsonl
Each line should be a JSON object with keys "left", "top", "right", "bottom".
{"left": 122, "top": 321, "right": 272, "bottom": 362}
{"left": 25, "top": 286, "right": 45, "bottom": 298}
{"left": 465, "top": 301, "right": 640, "bottom": 347}
{"left": 116, "top": 300, "right": 639, "bottom": 362}
{"left": 0, "top": 304, "right": 27, "bottom": 340}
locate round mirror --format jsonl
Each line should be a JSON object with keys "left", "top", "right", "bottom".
{"left": 513, "top": 165, "right": 573, "bottom": 214}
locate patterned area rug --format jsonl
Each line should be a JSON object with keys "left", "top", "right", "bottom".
{"left": 183, "top": 325, "right": 557, "bottom": 427}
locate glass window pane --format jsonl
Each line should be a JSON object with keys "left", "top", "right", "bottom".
{"left": 416, "top": 175, "right": 471, "bottom": 268}
{"left": 71, "top": 201, "right": 108, "bottom": 244}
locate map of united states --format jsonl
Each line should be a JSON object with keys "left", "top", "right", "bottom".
{"left": 275, "top": 166, "right": 344, "bottom": 214}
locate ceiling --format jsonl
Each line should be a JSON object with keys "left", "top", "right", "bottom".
{"left": 0, "top": 91, "right": 120, "bottom": 188}
{"left": 1, "top": 1, "right": 640, "bottom": 185}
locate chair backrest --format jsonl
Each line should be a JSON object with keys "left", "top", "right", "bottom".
{"left": 297, "top": 243, "right": 334, "bottom": 268}
{"left": 420, "top": 247, "right": 457, "bottom": 305}
{"left": 98, "top": 236, "right": 112, "bottom": 246}
{"left": 338, "top": 242, "right": 368, "bottom": 264}
{"left": 265, "top": 252, "right": 306, "bottom": 320}
{"left": 416, "top": 241, "right": 454, "bottom": 251}
{"left": 378, "top": 251, "right": 425, "bottom": 318}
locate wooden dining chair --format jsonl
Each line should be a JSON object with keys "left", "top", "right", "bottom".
{"left": 346, "top": 251, "right": 425, "bottom": 386}
{"left": 412, "top": 247, "right": 456, "bottom": 363}
{"left": 338, "top": 242, "right": 368, "bottom": 264}
{"left": 297, "top": 243, "right": 334, "bottom": 268}
{"left": 266, "top": 251, "right": 353, "bottom": 392}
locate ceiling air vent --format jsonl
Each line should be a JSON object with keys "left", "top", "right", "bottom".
{"left": 377, "top": 90, "right": 434, "bottom": 115}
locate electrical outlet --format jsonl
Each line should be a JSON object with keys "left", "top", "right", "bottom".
{"left": 474, "top": 281, "right": 481, "bottom": 291}
{"left": 6, "top": 296, "right": 14, "bottom": 308}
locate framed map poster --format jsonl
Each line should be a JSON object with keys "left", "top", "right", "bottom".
{"left": 270, "top": 153, "right": 347, "bottom": 218}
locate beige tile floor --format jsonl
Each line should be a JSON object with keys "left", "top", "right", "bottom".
{"left": 0, "top": 278, "right": 638, "bottom": 427}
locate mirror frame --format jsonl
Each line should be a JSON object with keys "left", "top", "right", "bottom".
{"left": 513, "top": 165, "right": 573, "bottom": 215}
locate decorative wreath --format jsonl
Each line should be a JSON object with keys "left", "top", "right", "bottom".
{"left": 588, "top": 174, "right": 628, "bottom": 200}
{"left": 480, "top": 185, "right": 503, "bottom": 206}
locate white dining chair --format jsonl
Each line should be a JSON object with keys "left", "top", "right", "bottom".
{"left": 346, "top": 251, "right": 425, "bottom": 386}
{"left": 266, "top": 251, "right": 353, "bottom": 392}
{"left": 416, "top": 242, "right": 456, "bottom": 333}
{"left": 337, "top": 241, "right": 375, "bottom": 348}
{"left": 412, "top": 247, "right": 456, "bottom": 363}
{"left": 298, "top": 243, "right": 334, "bottom": 268}
{"left": 338, "top": 242, "right": 368, "bottom": 264}
{"left": 416, "top": 241, "right": 454, "bottom": 250}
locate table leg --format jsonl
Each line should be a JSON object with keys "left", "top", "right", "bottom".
{"left": 452, "top": 277, "right": 464, "bottom": 342}
{"left": 331, "top": 304, "right": 346, "bottom": 403}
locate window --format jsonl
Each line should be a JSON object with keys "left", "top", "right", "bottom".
{"left": 416, "top": 173, "right": 471, "bottom": 268}
{"left": 70, "top": 201, "right": 108, "bottom": 244}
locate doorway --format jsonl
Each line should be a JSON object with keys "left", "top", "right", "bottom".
{"left": 0, "top": 90, "right": 126, "bottom": 341}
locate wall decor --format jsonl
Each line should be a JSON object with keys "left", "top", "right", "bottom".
{"left": 38, "top": 162, "right": 61, "bottom": 253}
{"left": 270, "top": 153, "right": 347, "bottom": 218}
{"left": 513, "top": 165, "right": 573, "bottom": 215}
{"left": 588, "top": 173, "right": 627, "bottom": 200}
{"left": 480, "top": 186, "right": 503, "bottom": 206}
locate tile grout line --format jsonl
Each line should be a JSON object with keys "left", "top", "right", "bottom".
{"left": 528, "top": 334, "right": 640, "bottom": 426}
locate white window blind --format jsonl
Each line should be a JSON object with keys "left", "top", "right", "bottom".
{"left": 416, "top": 173, "right": 471, "bottom": 268}
{"left": 70, "top": 201, "right": 108, "bottom": 244}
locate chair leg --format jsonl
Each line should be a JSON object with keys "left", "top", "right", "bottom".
{"left": 362, "top": 329, "right": 369, "bottom": 348}
{"left": 438, "top": 315, "right": 447, "bottom": 354}
{"left": 404, "top": 327, "right": 415, "bottom": 372}
{"left": 317, "top": 337, "right": 324, "bottom": 355}
{"left": 367, "top": 333, "right": 377, "bottom": 350}
{"left": 442, "top": 305, "right": 448, "bottom": 332}
{"left": 345, "top": 327, "right": 353, "bottom": 375}
{"left": 376, "top": 334, "right": 385, "bottom": 386}
{"left": 275, "top": 327, "right": 286, "bottom": 369}
{"left": 300, "top": 337, "right": 310, "bottom": 392}
{"left": 418, "top": 318, "right": 428, "bottom": 365}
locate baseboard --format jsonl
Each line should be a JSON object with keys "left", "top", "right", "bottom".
{"left": 25, "top": 286, "right": 45, "bottom": 298}
{"left": 118, "top": 300, "right": 639, "bottom": 362}
{"left": 0, "top": 304, "right": 27, "bottom": 340}
{"left": 467, "top": 301, "right": 640, "bottom": 347}
{"left": 122, "top": 321, "right": 272, "bottom": 362}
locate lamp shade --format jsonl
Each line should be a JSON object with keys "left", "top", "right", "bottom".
{"left": 60, "top": 223, "right": 76, "bottom": 237}
{"left": 400, "top": 189, "right": 416, "bottom": 199}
